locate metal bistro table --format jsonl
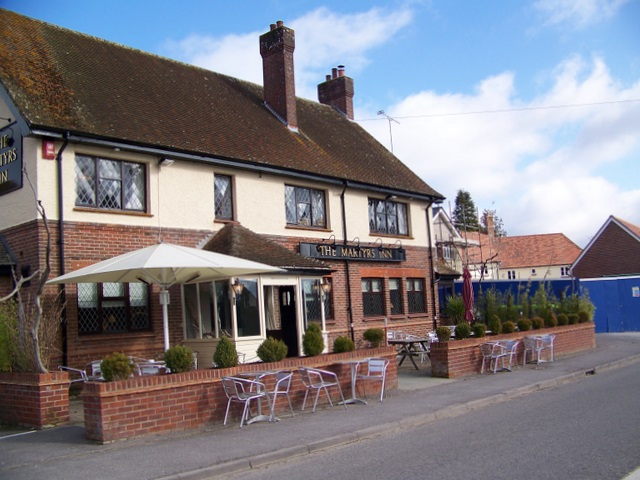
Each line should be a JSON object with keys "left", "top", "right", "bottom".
{"left": 388, "top": 338, "right": 431, "bottom": 370}
{"left": 237, "top": 370, "right": 277, "bottom": 424}
{"left": 338, "top": 360, "right": 368, "bottom": 405}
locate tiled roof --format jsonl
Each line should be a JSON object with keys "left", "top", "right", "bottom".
{"left": 462, "top": 232, "right": 581, "bottom": 269}
{"left": 571, "top": 216, "right": 640, "bottom": 278}
{"left": 0, "top": 9, "right": 443, "bottom": 200}
{"left": 202, "top": 223, "right": 332, "bottom": 273}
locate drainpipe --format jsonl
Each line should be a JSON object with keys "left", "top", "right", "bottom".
{"left": 340, "top": 182, "right": 355, "bottom": 342}
{"left": 426, "top": 203, "right": 439, "bottom": 330}
{"left": 56, "top": 133, "right": 70, "bottom": 365}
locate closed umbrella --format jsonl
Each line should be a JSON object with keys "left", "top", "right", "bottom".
{"left": 48, "top": 243, "right": 284, "bottom": 350}
{"left": 462, "top": 266, "right": 475, "bottom": 323}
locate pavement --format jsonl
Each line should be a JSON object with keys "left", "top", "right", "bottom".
{"left": 1, "top": 332, "right": 640, "bottom": 480}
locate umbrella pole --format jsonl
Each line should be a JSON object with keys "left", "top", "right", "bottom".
{"left": 159, "top": 289, "right": 170, "bottom": 351}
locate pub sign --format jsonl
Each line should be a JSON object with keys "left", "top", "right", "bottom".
{"left": 0, "top": 123, "right": 22, "bottom": 196}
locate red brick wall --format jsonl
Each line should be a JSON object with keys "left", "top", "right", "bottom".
{"left": 83, "top": 347, "right": 397, "bottom": 443}
{"left": 0, "top": 371, "right": 70, "bottom": 428}
{"left": 430, "top": 323, "right": 596, "bottom": 378}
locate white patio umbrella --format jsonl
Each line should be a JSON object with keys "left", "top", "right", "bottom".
{"left": 47, "top": 243, "right": 284, "bottom": 350}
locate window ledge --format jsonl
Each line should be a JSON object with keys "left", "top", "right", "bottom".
{"left": 73, "top": 207, "right": 152, "bottom": 217}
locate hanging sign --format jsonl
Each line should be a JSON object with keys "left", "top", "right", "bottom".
{"left": 0, "top": 123, "right": 22, "bottom": 196}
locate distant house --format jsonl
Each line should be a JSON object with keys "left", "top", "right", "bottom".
{"left": 571, "top": 216, "right": 640, "bottom": 278}
{"left": 0, "top": 11, "right": 445, "bottom": 368}
{"left": 571, "top": 216, "right": 640, "bottom": 332}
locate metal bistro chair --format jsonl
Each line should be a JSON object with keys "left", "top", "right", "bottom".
{"left": 266, "top": 370, "right": 295, "bottom": 421}
{"left": 298, "top": 367, "right": 347, "bottom": 413}
{"left": 221, "top": 376, "right": 272, "bottom": 428}
{"left": 523, "top": 336, "right": 545, "bottom": 365}
{"left": 539, "top": 334, "right": 556, "bottom": 363}
{"left": 479, "top": 342, "right": 508, "bottom": 374}
{"left": 355, "top": 357, "right": 390, "bottom": 402}
{"left": 503, "top": 339, "right": 521, "bottom": 370}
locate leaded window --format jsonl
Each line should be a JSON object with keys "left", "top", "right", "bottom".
{"left": 389, "top": 278, "right": 403, "bottom": 315}
{"left": 285, "top": 185, "right": 326, "bottom": 228}
{"left": 407, "top": 278, "right": 426, "bottom": 314}
{"left": 214, "top": 174, "right": 234, "bottom": 220}
{"left": 362, "top": 278, "right": 384, "bottom": 317}
{"left": 368, "top": 198, "right": 408, "bottom": 236}
{"left": 75, "top": 155, "right": 146, "bottom": 211}
{"left": 77, "top": 282, "right": 150, "bottom": 334}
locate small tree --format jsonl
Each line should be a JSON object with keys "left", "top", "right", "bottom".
{"left": 363, "top": 328, "right": 385, "bottom": 347}
{"left": 213, "top": 336, "right": 239, "bottom": 368}
{"left": 256, "top": 337, "right": 288, "bottom": 362}
{"left": 452, "top": 190, "right": 480, "bottom": 232}
{"left": 302, "top": 322, "right": 324, "bottom": 356}
{"left": 164, "top": 345, "right": 194, "bottom": 373}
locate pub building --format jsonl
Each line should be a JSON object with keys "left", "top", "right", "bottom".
{"left": 0, "top": 10, "right": 445, "bottom": 368}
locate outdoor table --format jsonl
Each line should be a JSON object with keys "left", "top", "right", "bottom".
{"left": 338, "top": 360, "right": 368, "bottom": 405}
{"left": 388, "top": 338, "right": 431, "bottom": 370}
{"left": 238, "top": 371, "right": 277, "bottom": 424}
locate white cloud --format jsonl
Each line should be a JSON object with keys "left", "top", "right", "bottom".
{"left": 358, "top": 55, "right": 640, "bottom": 247}
{"left": 533, "top": 0, "right": 631, "bottom": 29}
{"left": 163, "top": 6, "right": 413, "bottom": 99}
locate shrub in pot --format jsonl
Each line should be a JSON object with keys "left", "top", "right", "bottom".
{"left": 501, "top": 321, "right": 515, "bottom": 334}
{"left": 213, "top": 335, "right": 239, "bottom": 368}
{"left": 531, "top": 317, "right": 545, "bottom": 330}
{"left": 257, "top": 337, "right": 288, "bottom": 362}
{"left": 454, "top": 322, "right": 471, "bottom": 339}
{"left": 472, "top": 323, "right": 486, "bottom": 338}
{"left": 517, "top": 318, "right": 532, "bottom": 331}
{"left": 333, "top": 336, "right": 355, "bottom": 353}
{"left": 101, "top": 352, "right": 134, "bottom": 381}
{"left": 303, "top": 322, "right": 325, "bottom": 356}
{"left": 488, "top": 314, "right": 502, "bottom": 335}
{"left": 363, "top": 328, "right": 385, "bottom": 347}
{"left": 578, "top": 311, "right": 590, "bottom": 323}
{"left": 567, "top": 313, "right": 579, "bottom": 325}
{"left": 435, "top": 326, "right": 451, "bottom": 342}
{"left": 164, "top": 345, "right": 194, "bottom": 373}
{"left": 557, "top": 313, "right": 569, "bottom": 326}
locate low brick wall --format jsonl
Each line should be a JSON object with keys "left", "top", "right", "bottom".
{"left": 430, "top": 323, "right": 596, "bottom": 378}
{"left": 82, "top": 347, "right": 397, "bottom": 443}
{"left": 0, "top": 371, "right": 70, "bottom": 429}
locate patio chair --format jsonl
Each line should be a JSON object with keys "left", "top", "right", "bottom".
{"left": 479, "top": 342, "right": 508, "bottom": 374}
{"left": 355, "top": 357, "right": 390, "bottom": 402}
{"left": 58, "top": 366, "right": 89, "bottom": 384}
{"left": 266, "top": 370, "right": 295, "bottom": 421}
{"left": 221, "top": 376, "right": 272, "bottom": 428}
{"left": 503, "top": 340, "right": 521, "bottom": 370}
{"left": 539, "top": 334, "right": 556, "bottom": 362}
{"left": 297, "top": 367, "right": 347, "bottom": 413}
{"left": 523, "top": 336, "right": 545, "bottom": 365}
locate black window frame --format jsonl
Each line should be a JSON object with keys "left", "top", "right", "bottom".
{"left": 362, "top": 277, "right": 385, "bottom": 317}
{"left": 285, "top": 185, "right": 327, "bottom": 228}
{"left": 406, "top": 278, "right": 426, "bottom": 314}
{"left": 389, "top": 277, "right": 403, "bottom": 315}
{"left": 75, "top": 155, "right": 146, "bottom": 212}
{"left": 368, "top": 198, "right": 409, "bottom": 236}
{"left": 77, "top": 282, "right": 151, "bottom": 335}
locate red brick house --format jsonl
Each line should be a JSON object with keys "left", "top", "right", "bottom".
{"left": 0, "top": 10, "right": 444, "bottom": 370}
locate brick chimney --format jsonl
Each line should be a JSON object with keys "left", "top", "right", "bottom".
{"left": 317, "top": 65, "right": 354, "bottom": 120}
{"left": 484, "top": 212, "right": 495, "bottom": 238}
{"left": 260, "top": 21, "right": 297, "bottom": 130}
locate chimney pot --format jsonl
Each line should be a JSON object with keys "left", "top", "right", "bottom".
{"left": 338, "top": 65, "right": 345, "bottom": 77}
{"left": 326, "top": 74, "right": 331, "bottom": 81}
{"left": 270, "top": 23, "right": 276, "bottom": 31}
{"left": 331, "top": 67, "right": 338, "bottom": 79}
{"left": 276, "top": 20, "right": 284, "bottom": 28}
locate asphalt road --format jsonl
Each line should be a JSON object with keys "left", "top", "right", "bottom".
{"left": 228, "top": 362, "right": 640, "bottom": 480}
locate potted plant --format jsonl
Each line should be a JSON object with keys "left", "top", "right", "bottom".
{"left": 363, "top": 328, "right": 385, "bottom": 347}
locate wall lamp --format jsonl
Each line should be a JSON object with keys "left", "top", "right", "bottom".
{"left": 158, "top": 158, "right": 175, "bottom": 167}
{"left": 231, "top": 278, "right": 244, "bottom": 304}
{"left": 324, "top": 234, "right": 336, "bottom": 246}
{"left": 392, "top": 239, "right": 405, "bottom": 254}
{"left": 373, "top": 238, "right": 384, "bottom": 251}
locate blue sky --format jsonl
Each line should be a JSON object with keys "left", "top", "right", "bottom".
{"left": 3, "top": 0, "right": 640, "bottom": 246}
